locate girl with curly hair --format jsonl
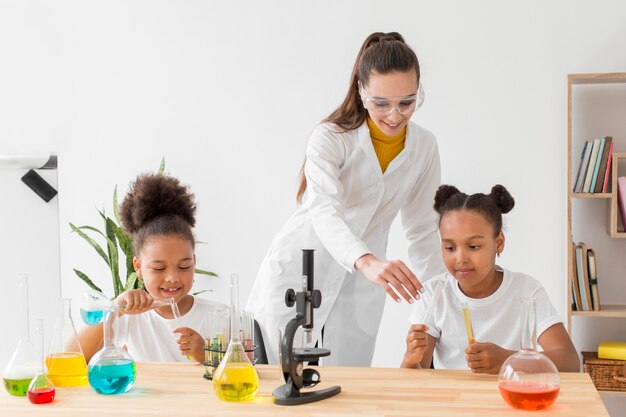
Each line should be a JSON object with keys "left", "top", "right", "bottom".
{"left": 79, "top": 174, "right": 225, "bottom": 363}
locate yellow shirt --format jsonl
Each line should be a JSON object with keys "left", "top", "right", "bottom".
{"left": 367, "top": 117, "right": 406, "bottom": 173}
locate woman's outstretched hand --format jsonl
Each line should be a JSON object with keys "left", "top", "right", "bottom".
{"left": 355, "top": 254, "right": 423, "bottom": 303}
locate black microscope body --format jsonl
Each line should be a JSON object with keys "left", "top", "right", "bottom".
{"left": 272, "top": 249, "right": 341, "bottom": 405}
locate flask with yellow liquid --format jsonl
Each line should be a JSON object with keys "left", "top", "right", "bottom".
{"left": 46, "top": 298, "right": 88, "bottom": 386}
{"left": 213, "top": 274, "right": 259, "bottom": 402}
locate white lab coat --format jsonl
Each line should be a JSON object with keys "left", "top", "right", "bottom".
{"left": 246, "top": 120, "right": 445, "bottom": 366}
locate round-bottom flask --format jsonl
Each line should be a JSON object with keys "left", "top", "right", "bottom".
{"left": 498, "top": 298, "right": 560, "bottom": 411}
{"left": 213, "top": 274, "right": 259, "bottom": 402}
{"left": 88, "top": 307, "right": 136, "bottom": 395}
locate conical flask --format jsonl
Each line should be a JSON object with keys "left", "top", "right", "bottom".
{"left": 498, "top": 297, "right": 560, "bottom": 411}
{"left": 27, "top": 319, "right": 55, "bottom": 404}
{"left": 3, "top": 274, "right": 39, "bottom": 396}
{"left": 213, "top": 274, "right": 259, "bottom": 402}
{"left": 46, "top": 298, "right": 88, "bottom": 386}
{"left": 88, "top": 306, "right": 136, "bottom": 395}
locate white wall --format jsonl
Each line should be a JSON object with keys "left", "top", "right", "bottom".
{"left": 2, "top": 0, "right": 626, "bottom": 373}
{"left": 0, "top": 169, "right": 60, "bottom": 367}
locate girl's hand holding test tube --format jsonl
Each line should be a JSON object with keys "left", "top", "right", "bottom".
{"left": 462, "top": 302, "right": 515, "bottom": 374}
{"left": 401, "top": 280, "right": 444, "bottom": 368}
{"left": 465, "top": 342, "right": 516, "bottom": 375}
{"left": 174, "top": 327, "right": 205, "bottom": 363}
{"left": 115, "top": 289, "right": 156, "bottom": 315}
{"left": 402, "top": 324, "right": 430, "bottom": 368}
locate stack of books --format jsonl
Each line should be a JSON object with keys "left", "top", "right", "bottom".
{"left": 571, "top": 241, "right": 601, "bottom": 311}
{"left": 573, "top": 137, "right": 614, "bottom": 193}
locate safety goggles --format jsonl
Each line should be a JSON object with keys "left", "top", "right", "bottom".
{"left": 359, "top": 82, "right": 425, "bottom": 116}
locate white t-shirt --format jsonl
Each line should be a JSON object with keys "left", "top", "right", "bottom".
{"left": 408, "top": 267, "right": 563, "bottom": 370}
{"left": 118, "top": 296, "right": 227, "bottom": 362}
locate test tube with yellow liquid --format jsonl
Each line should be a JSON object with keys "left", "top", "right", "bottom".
{"left": 461, "top": 302, "right": 476, "bottom": 345}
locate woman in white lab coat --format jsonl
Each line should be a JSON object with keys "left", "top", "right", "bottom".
{"left": 247, "top": 32, "right": 445, "bottom": 366}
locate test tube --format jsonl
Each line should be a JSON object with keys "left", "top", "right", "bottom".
{"left": 422, "top": 280, "right": 445, "bottom": 325}
{"left": 461, "top": 302, "right": 475, "bottom": 344}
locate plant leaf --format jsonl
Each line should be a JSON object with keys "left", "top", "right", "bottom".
{"left": 112, "top": 223, "right": 134, "bottom": 280}
{"left": 73, "top": 269, "right": 103, "bottom": 293}
{"left": 158, "top": 157, "right": 166, "bottom": 174}
{"left": 125, "top": 272, "right": 138, "bottom": 291}
{"left": 113, "top": 185, "right": 122, "bottom": 225}
{"left": 194, "top": 268, "right": 218, "bottom": 277}
{"left": 192, "top": 289, "right": 213, "bottom": 296}
{"left": 70, "top": 223, "right": 110, "bottom": 267}
{"left": 99, "top": 210, "right": 122, "bottom": 296}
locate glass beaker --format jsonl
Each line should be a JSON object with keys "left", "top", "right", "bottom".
{"left": 3, "top": 274, "right": 39, "bottom": 396}
{"left": 498, "top": 297, "right": 560, "bottom": 411}
{"left": 213, "top": 274, "right": 259, "bottom": 402}
{"left": 79, "top": 290, "right": 110, "bottom": 326}
{"left": 46, "top": 298, "right": 88, "bottom": 386}
{"left": 87, "top": 306, "right": 136, "bottom": 395}
{"left": 27, "top": 319, "right": 55, "bottom": 404}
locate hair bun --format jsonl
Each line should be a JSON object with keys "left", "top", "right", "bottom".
{"left": 489, "top": 184, "right": 515, "bottom": 214}
{"left": 434, "top": 185, "right": 462, "bottom": 214}
{"left": 120, "top": 174, "right": 196, "bottom": 234}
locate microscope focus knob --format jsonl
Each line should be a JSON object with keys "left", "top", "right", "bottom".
{"left": 285, "top": 288, "right": 296, "bottom": 307}
{"left": 311, "top": 289, "right": 322, "bottom": 309}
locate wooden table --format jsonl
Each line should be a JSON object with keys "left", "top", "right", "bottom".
{"left": 1, "top": 363, "right": 609, "bottom": 416}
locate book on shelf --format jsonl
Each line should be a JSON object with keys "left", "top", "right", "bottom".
{"left": 573, "top": 141, "right": 591, "bottom": 193}
{"left": 618, "top": 176, "right": 626, "bottom": 231}
{"left": 594, "top": 137, "right": 613, "bottom": 193}
{"left": 583, "top": 139, "right": 600, "bottom": 193}
{"left": 589, "top": 138, "right": 605, "bottom": 193}
{"left": 602, "top": 140, "right": 615, "bottom": 193}
{"left": 587, "top": 248, "right": 601, "bottom": 311}
{"left": 575, "top": 242, "right": 593, "bottom": 311}
{"left": 571, "top": 241, "right": 583, "bottom": 311}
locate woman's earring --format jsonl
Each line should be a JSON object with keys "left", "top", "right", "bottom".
{"left": 496, "top": 251, "right": 501, "bottom": 258}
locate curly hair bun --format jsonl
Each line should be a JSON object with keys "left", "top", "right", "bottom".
{"left": 119, "top": 174, "right": 196, "bottom": 235}
{"left": 489, "top": 184, "right": 515, "bottom": 214}
{"left": 433, "top": 185, "right": 462, "bottom": 213}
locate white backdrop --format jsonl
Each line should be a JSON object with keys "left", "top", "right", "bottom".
{"left": 2, "top": 0, "right": 626, "bottom": 374}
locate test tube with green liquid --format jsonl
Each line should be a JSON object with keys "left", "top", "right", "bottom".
{"left": 461, "top": 302, "right": 475, "bottom": 344}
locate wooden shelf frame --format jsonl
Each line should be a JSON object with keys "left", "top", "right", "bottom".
{"left": 572, "top": 304, "right": 626, "bottom": 318}
{"left": 610, "top": 153, "right": 626, "bottom": 238}
{"left": 566, "top": 73, "right": 626, "bottom": 331}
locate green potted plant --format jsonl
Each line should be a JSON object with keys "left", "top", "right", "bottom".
{"left": 70, "top": 159, "right": 216, "bottom": 297}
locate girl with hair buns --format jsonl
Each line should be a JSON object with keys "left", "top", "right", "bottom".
{"left": 78, "top": 174, "right": 226, "bottom": 363}
{"left": 401, "top": 184, "right": 579, "bottom": 373}
{"left": 247, "top": 32, "right": 445, "bottom": 366}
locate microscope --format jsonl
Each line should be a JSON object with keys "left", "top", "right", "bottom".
{"left": 272, "top": 249, "right": 341, "bottom": 405}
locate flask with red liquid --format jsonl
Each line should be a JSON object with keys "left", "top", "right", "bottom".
{"left": 498, "top": 297, "right": 559, "bottom": 411}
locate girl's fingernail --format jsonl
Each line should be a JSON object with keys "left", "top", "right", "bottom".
{"left": 419, "top": 287, "right": 426, "bottom": 294}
